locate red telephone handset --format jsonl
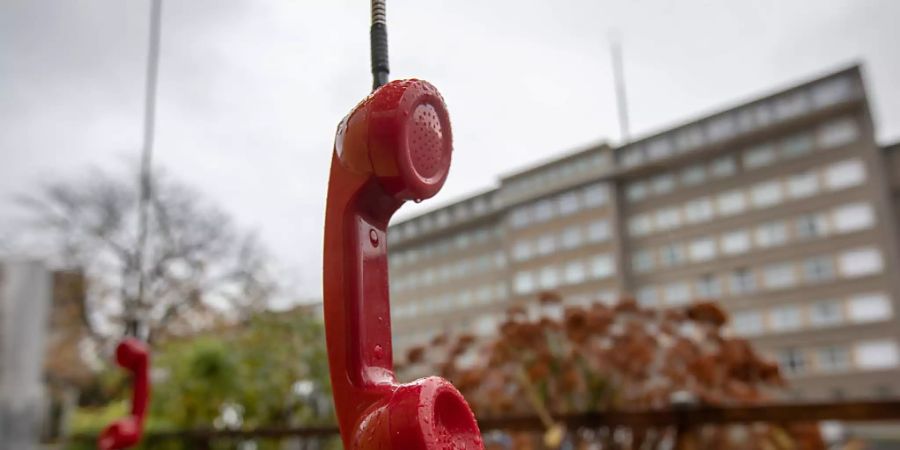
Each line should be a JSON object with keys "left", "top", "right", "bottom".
{"left": 323, "top": 79, "right": 483, "bottom": 450}
{"left": 97, "top": 338, "right": 150, "bottom": 450}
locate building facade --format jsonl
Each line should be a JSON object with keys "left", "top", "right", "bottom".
{"left": 387, "top": 66, "right": 900, "bottom": 400}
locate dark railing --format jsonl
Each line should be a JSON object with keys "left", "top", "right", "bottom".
{"left": 67, "top": 400, "right": 900, "bottom": 448}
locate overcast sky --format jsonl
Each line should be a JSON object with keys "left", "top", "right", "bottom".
{"left": 2, "top": 0, "right": 899, "bottom": 300}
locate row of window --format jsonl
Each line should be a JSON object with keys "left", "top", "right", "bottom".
{"left": 512, "top": 219, "right": 611, "bottom": 262}
{"left": 777, "top": 339, "right": 899, "bottom": 377}
{"left": 731, "top": 293, "right": 894, "bottom": 337}
{"left": 509, "top": 183, "right": 610, "bottom": 229}
{"left": 389, "top": 227, "right": 499, "bottom": 268}
{"left": 626, "top": 117, "right": 860, "bottom": 203}
{"left": 513, "top": 254, "right": 615, "bottom": 295}
{"left": 391, "top": 251, "right": 506, "bottom": 293}
{"left": 391, "top": 194, "right": 497, "bottom": 242}
{"left": 631, "top": 202, "right": 876, "bottom": 273}
{"left": 503, "top": 152, "right": 610, "bottom": 200}
{"left": 636, "top": 247, "right": 884, "bottom": 306}
{"left": 628, "top": 158, "right": 868, "bottom": 237}
{"left": 617, "top": 75, "right": 858, "bottom": 169}
{"left": 392, "top": 281, "right": 509, "bottom": 320}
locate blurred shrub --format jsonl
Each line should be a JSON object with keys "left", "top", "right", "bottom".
{"left": 65, "top": 307, "right": 331, "bottom": 448}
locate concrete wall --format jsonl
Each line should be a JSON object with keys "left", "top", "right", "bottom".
{"left": 0, "top": 261, "right": 52, "bottom": 450}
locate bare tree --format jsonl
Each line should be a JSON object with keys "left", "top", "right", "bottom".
{"left": 17, "top": 166, "right": 277, "bottom": 344}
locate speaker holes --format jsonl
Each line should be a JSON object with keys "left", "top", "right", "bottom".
{"left": 408, "top": 103, "right": 445, "bottom": 179}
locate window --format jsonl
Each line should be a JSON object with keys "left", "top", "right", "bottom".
{"left": 733, "top": 310, "right": 764, "bottom": 336}
{"left": 750, "top": 181, "right": 783, "bottom": 208}
{"left": 817, "top": 346, "right": 850, "bottom": 373}
{"left": 561, "top": 226, "right": 582, "bottom": 249}
{"left": 855, "top": 340, "right": 900, "bottom": 370}
{"left": 778, "top": 348, "right": 807, "bottom": 376}
{"left": 803, "top": 256, "right": 835, "bottom": 282}
{"left": 473, "top": 198, "right": 489, "bottom": 214}
{"left": 459, "top": 290, "right": 475, "bottom": 307}
{"left": 684, "top": 197, "right": 714, "bottom": 224}
{"left": 770, "top": 305, "right": 803, "bottom": 332}
{"left": 510, "top": 207, "right": 531, "bottom": 228}
{"left": 717, "top": 190, "right": 746, "bottom": 216}
{"left": 752, "top": 102, "right": 775, "bottom": 128}
{"left": 721, "top": 230, "right": 752, "bottom": 255}
{"left": 763, "top": 262, "right": 797, "bottom": 289}
{"left": 809, "top": 300, "right": 843, "bottom": 327}
{"left": 423, "top": 268, "right": 436, "bottom": 286}
{"left": 629, "top": 214, "right": 652, "bottom": 237}
{"left": 655, "top": 207, "right": 682, "bottom": 230}
{"left": 587, "top": 220, "right": 610, "bottom": 242}
{"left": 455, "top": 233, "right": 471, "bottom": 250}
{"left": 796, "top": 213, "right": 829, "bottom": 239}
{"left": 664, "top": 281, "right": 691, "bottom": 306}
{"left": 620, "top": 147, "right": 644, "bottom": 167}
{"left": 780, "top": 133, "right": 814, "bottom": 159}
{"left": 646, "top": 137, "right": 674, "bottom": 160}
{"left": 632, "top": 250, "right": 654, "bottom": 273}
{"left": 774, "top": 92, "right": 809, "bottom": 120}
{"left": 743, "top": 144, "right": 776, "bottom": 169}
{"left": 695, "top": 273, "right": 722, "bottom": 298}
{"left": 453, "top": 204, "right": 470, "bottom": 221}
{"left": 839, "top": 248, "right": 883, "bottom": 278}
{"left": 787, "top": 171, "right": 819, "bottom": 199}
{"left": 675, "top": 126, "right": 705, "bottom": 152}
{"left": 681, "top": 165, "right": 706, "bottom": 186}
{"left": 659, "top": 243, "right": 686, "bottom": 267}
{"left": 706, "top": 115, "right": 735, "bottom": 142}
{"left": 530, "top": 235, "right": 552, "bottom": 256}
{"left": 824, "top": 159, "right": 866, "bottom": 190}
{"left": 626, "top": 182, "right": 648, "bottom": 202}
{"left": 688, "top": 238, "right": 716, "bottom": 262}
{"left": 755, "top": 221, "right": 788, "bottom": 248}
{"left": 583, "top": 183, "right": 609, "bottom": 208}
{"left": 651, "top": 174, "right": 676, "bottom": 195}
{"left": 514, "top": 271, "right": 534, "bottom": 294}
{"left": 558, "top": 192, "right": 580, "bottom": 216}
{"left": 832, "top": 203, "right": 875, "bottom": 233}
{"left": 420, "top": 216, "right": 434, "bottom": 232}
{"left": 847, "top": 293, "right": 893, "bottom": 322}
{"left": 590, "top": 254, "right": 614, "bottom": 279}
{"left": 636, "top": 286, "right": 658, "bottom": 307}
{"left": 406, "top": 222, "right": 420, "bottom": 238}
{"left": 534, "top": 199, "right": 556, "bottom": 222}
{"left": 436, "top": 211, "right": 451, "bottom": 227}
{"left": 734, "top": 107, "right": 757, "bottom": 132}
{"left": 494, "top": 252, "right": 506, "bottom": 268}
{"left": 538, "top": 266, "right": 559, "bottom": 289}
{"left": 711, "top": 156, "right": 737, "bottom": 178}
{"left": 730, "top": 267, "right": 756, "bottom": 295}
{"left": 564, "top": 261, "right": 586, "bottom": 285}
{"left": 819, "top": 117, "right": 859, "bottom": 149}
{"left": 812, "top": 76, "right": 855, "bottom": 108}
{"left": 495, "top": 283, "right": 508, "bottom": 301}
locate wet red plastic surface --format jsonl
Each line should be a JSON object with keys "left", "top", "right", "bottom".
{"left": 323, "top": 79, "right": 483, "bottom": 450}
{"left": 98, "top": 338, "right": 150, "bottom": 450}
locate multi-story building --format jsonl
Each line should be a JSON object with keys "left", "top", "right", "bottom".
{"left": 387, "top": 65, "right": 900, "bottom": 400}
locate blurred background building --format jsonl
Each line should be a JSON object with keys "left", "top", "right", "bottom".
{"left": 388, "top": 65, "right": 900, "bottom": 401}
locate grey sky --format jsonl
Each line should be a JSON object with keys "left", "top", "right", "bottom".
{"left": 2, "top": 0, "right": 899, "bottom": 299}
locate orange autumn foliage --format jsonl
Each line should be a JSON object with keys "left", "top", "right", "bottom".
{"left": 402, "top": 295, "right": 824, "bottom": 450}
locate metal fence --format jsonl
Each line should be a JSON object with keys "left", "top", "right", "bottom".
{"left": 66, "top": 400, "right": 900, "bottom": 449}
